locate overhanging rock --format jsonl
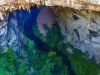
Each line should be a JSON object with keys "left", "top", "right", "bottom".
{"left": 1, "top": 0, "right": 100, "bottom": 12}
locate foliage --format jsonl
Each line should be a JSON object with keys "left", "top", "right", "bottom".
{"left": 0, "top": 69, "right": 15, "bottom": 75}
{"left": 67, "top": 48, "right": 100, "bottom": 75}
{"left": 24, "top": 37, "right": 68, "bottom": 75}
{"left": 6, "top": 47, "right": 16, "bottom": 63}
{"left": 0, "top": 47, "right": 28, "bottom": 75}
{"left": 0, "top": 49, "right": 16, "bottom": 75}
{"left": 43, "top": 22, "right": 100, "bottom": 75}
{"left": 18, "top": 64, "right": 28, "bottom": 75}
{"left": 38, "top": 63, "right": 53, "bottom": 75}
{"left": 33, "top": 24, "right": 44, "bottom": 40}
{"left": 48, "top": 51, "right": 57, "bottom": 58}
{"left": 45, "top": 23, "right": 63, "bottom": 48}
{"left": 1, "top": 22, "right": 100, "bottom": 75}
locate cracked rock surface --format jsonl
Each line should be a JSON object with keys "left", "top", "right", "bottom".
{"left": 52, "top": 7, "right": 100, "bottom": 62}
{"left": 0, "top": 11, "right": 22, "bottom": 52}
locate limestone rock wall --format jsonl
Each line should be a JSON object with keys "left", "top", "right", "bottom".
{"left": 0, "top": 11, "right": 22, "bottom": 53}
{"left": 52, "top": 7, "right": 100, "bottom": 62}
{"left": 1, "top": 5, "right": 100, "bottom": 62}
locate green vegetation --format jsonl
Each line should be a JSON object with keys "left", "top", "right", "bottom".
{"left": 67, "top": 48, "right": 100, "bottom": 75}
{"left": 33, "top": 24, "right": 44, "bottom": 40}
{"left": 0, "top": 38, "right": 68, "bottom": 75}
{"left": 0, "top": 47, "right": 28, "bottom": 75}
{"left": 24, "top": 37, "right": 68, "bottom": 75}
{"left": 42, "top": 23, "right": 100, "bottom": 75}
{"left": 45, "top": 24, "right": 63, "bottom": 48}
{"left": 6, "top": 47, "right": 16, "bottom": 63}
{"left": 0, "top": 23, "right": 100, "bottom": 75}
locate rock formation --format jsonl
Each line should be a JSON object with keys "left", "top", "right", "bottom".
{"left": 52, "top": 7, "right": 100, "bottom": 63}
{"left": 1, "top": 0, "right": 100, "bottom": 62}
{"left": 0, "top": 11, "right": 22, "bottom": 53}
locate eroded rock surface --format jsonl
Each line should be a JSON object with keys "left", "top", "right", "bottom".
{"left": 1, "top": 6, "right": 100, "bottom": 63}
{"left": 52, "top": 7, "right": 100, "bottom": 62}
{"left": 0, "top": 11, "right": 22, "bottom": 52}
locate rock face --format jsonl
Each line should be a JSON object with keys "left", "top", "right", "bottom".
{"left": 0, "top": 7, "right": 37, "bottom": 53}
{"left": 0, "top": 12, "right": 7, "bottom": 51}
{"left": 37, "top": 6, "right": 55, "bottom": 35}
{"left": 1, "top": 6, "right": 100, "bottom": 62}
{"left": 36, "top": 6, "right": 100, "bottom": 62}
{"left": 0, "top": 11, "right": 23, "bottom": 52}
{"left": 52, "top": 7, "right": 100, "bottom": 62}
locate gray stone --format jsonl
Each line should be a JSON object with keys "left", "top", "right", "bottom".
{"left": 54, "top": 8, "right": 100, "bottom": 62}
{"left": 0, "top": 12, "right": 22, "bottom": 52}
{"left": 92, "top": 36, "right": 100, "bottom": 44}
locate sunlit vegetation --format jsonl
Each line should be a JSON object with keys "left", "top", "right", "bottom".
{"left": 67, "top": 47, "right": 100, "bottom": 75}
{"left": 0, "top": 47, "right": 28, "bottom": 75}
